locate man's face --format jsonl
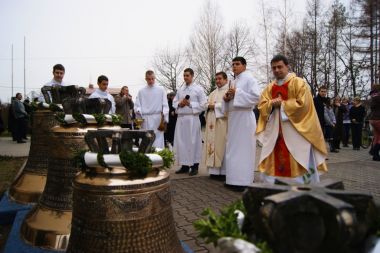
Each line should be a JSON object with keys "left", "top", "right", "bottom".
{"left": 122, "top": 87, "right": 129, "bottom": 95}
{"left": 215, "top": 75, "right": 228, "bottom": 88}
{"left": 53, "top": 69, "right": 65, "bottom": 82}
{"left": 145, "top": 74, "right": 155, "bottom": 86}
{"left": 319, "top": 89, "right": 327, "bottom": 97}
{"left": 183, "top": 72, "right": 193, "bottom": 85}
{"left": 16, "top": 94, "right": 22, "bottom": 100}
{"left": 232, "top": 61, "right": 246, "bottom": 75}
{"left": 271, "top": 60, "right": 289, "bottom": 80}
{"left": 98, "top": 80, "right": 109, "bottom": 92}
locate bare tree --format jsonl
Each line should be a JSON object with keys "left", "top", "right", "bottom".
{"left": 152, "top": 48, "right": 186, "bottom": 93}
{"left": 223, "top": 22, "right": 256, "bottom": 70}
{"left": 187, "top": 0, "right": 225, "bottom": 94}
{"left": 260, "top": 0, "right": 272, "bottom": 83}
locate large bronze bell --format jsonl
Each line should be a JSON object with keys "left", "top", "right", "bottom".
{"left": 20, "top": 90, "right": 114, "bottom": 250}
{"left": 9, "top": 109, "right": 57, "bottom": 204}
{"left": 66, "top": 129, "right": 184, "bottom": 253}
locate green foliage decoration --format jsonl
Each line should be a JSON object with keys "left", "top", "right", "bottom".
{"left": 155, "top": 148, "right": 174, "bottom": 169}
{"left": 119, "top": 150, "right": 152, "bottom": 179}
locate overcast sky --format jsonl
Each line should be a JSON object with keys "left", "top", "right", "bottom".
{"left": 0, "top": 0, "right": 334, "bottom": 103}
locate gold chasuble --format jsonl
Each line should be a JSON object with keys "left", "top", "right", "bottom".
{"left": 256, "top": 73, "right": 327, "bottom": 183}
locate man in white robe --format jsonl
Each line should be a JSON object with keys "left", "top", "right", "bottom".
{"left": 89, "top": 75, "right": 116, "bottom": 114}
{"left": 222, "top": 56, "right": 260, "bottom": 191}
{"left": 134, "top": 70, "right": 169, "bottom": 149}
{"left": 173, "top": 68, "right": 207, "bottom": 176}
{"left": 204, "top": 71, "right": 229, "bottom": 178}
{"left": 41, "top": 64, "right": 67, "bottom": 102}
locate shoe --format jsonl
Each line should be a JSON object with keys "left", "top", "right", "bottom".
{"left": 330, "top": 150, "right": 339, "bottom": 153}
{"left": 209, "top": 175, "right": 226, "bottom": 181}
{"left": 17, "top": 140, "right": 26, "bottom": 143}
{"left": 189, "top": 163, "right": 199, "bottom": 176}
{"left": 343, "top": 144, "right": 348, "bottom": 147}
{"left": 189, "top": 168, "right": 198, "bottom": 176}
{"left": 175, "top": 166, "right": 190, "bottom": 174}
{"left": 224, "top": 183, "right": 246, "bottom": 192}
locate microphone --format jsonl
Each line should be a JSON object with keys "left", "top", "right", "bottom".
{"left": 185, "top": 95, "right": 190, "bottom": 100}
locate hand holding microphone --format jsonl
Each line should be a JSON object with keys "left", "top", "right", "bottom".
{"left": 179, "top": 95, "right": 190, "bottom": 107}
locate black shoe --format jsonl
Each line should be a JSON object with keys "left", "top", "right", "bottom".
{"left": 209, "top": 174, "right": 226, "bottom": 181}
{"left": 175, "top": 166, "right": 190, "bottom": 174}
{"left": 189, "top": 168, "right": 198, "bottom": 176}
{"left": 224, "top": 183, "right": 246, "bottom": 192}
{"left": 17, "top": 140, "right": 26, "bottom": 143}
{"left": 189, "top": 163, "right": 199, "bottom": 176}
{"left": 330, "top": 149, "right": 339, "bottom": 153}
{"left": 343, "top": 144, "right": 348, "bottom": 147}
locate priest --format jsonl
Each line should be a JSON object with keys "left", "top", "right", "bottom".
{"left": 134, "top": 70, "right": 169, "bottom": 149}
{"left": 173, "top": 68, "right": 208, "bottom": 176}
{"left": 256, "top": 55, "right": 328, "bottom": 184}
{"left": 222, "top": 57, "right": 260, "bottom": 191}
{"left": 204, "top": 71, "right": 229, "bottom": 179}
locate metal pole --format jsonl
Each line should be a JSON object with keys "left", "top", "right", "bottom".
{"left": 24, "top": 36, "right": 26, "bottom": 98}
{"left": 11, "top": 44, "right": 14, "bottom": 97}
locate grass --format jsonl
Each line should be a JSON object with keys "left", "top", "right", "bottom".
{"left": 0, "top": 155, "right": 26, "bottom": 252}
{"left": 0, "top": 155, "right": 26, "bottom": 195}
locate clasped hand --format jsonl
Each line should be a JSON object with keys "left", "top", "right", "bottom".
{"left": 271, "top": 97, "right": 283, "bottom": 108}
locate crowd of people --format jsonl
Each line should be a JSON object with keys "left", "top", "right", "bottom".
{"left": 2, "top": 56, "right": 380, "bottom": 192}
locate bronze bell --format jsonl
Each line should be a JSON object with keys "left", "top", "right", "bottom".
{"left": 20, "top": 90, "right": 116, "bottom": 250}
{"left": 66, "top": 129, "right": 184, "bottom": 253}
{"left": 8, "top": 87, "right": 60, "bottom": 204}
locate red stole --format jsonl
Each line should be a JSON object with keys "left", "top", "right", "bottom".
{"left": 271, "top": 82, "right": 291, "bottom": 177}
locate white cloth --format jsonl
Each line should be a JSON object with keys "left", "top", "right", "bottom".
{"left": 134, "top": 84, "right": 169, "bottom": 149}
{"left": 173, "top": 82, "right": 207, "bottom": 166}
{"left": 222, "top": 71, "right": 260, "bottom": 186}
{"left": 45, "top": 79, "right": 67, "bottom": 87}
{"left": 257, "top": 108, "right": 326, "bottom": 184}
{"left": 89, "top": 89, "right": 116, "bottom": 114}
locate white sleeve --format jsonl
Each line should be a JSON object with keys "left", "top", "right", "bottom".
{"left": 134, "top": 91, "right": 142, "bottom": 114}
{"left": 162, "top": 89, "right": 169, "bottom": 122}
{"left": 190, "top": 87, "right": 208, "bottom": 114}
{"left": 233, "top": 77, "right": 260, "bottom": 108}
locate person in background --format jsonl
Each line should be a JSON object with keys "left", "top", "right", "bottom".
{"left": 0, "top": 100, "right": 4, "bottom": 135}
{"left": 8, "top": 97, "right": 17, "bottom": 141}
{"left": 45, "top": 64, "right": 66, "bottom": 87}
{"left": 324, "top": 98, "right": 338, "bottom": 153}
{"left": 350, "top": 97, "right": 366, "bottom": 150}
{"left": 23, "top": 98, "right": 32, "bottom": 139}
{"left": 223, "top": 56, "right": 260, "bottom": 190}
{"left": 115, "top": 86, "right": 134, "bottom": 128}
{"left": 369, "top": 84, "right": 380, "bottom": 161}
{"left": 313, "top": 85, "right": 328, "bottom": 134}
{"left": 89, "top": 75, "right": 116, "bottom": 114}
{"left": 12, "top": 93, "right": 29, "bottom": 143}
{"left": 173, "top": 68, "right": 207, "bottom": 176}
{"left": 204, "top": 71, "right": 229, "bottom": 180}
{"left": 342, "top": 97, "right": 352, "bottom": 147}
{"left": 332, "top": 97, "right": 345, "bottom": 150}
{"left": 134, "top": 70, "right": 169, "bottom": 149}
{"left": 164, "top": 92, "right": 177, "bottom": 149}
